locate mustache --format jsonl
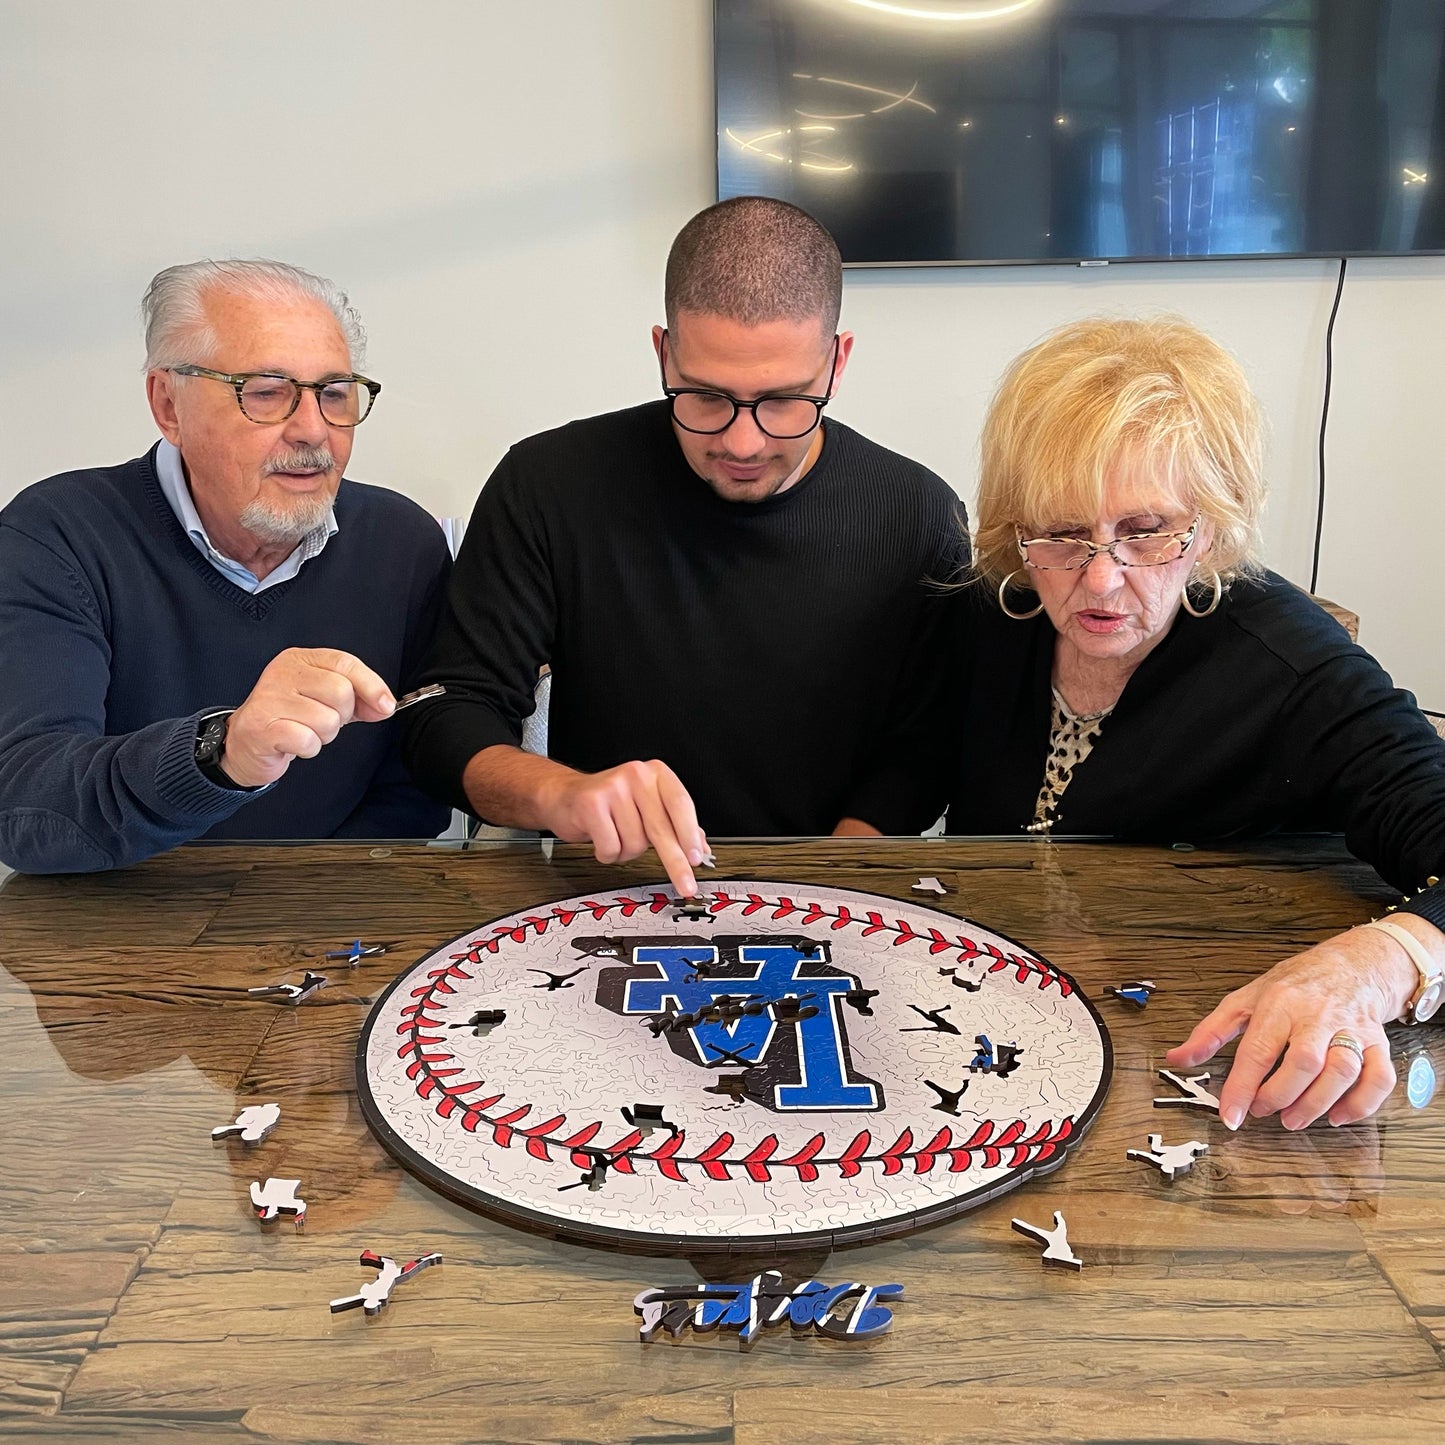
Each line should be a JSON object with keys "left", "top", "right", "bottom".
{"left": 263, "top": 444, "right": 335, "bottom": 476}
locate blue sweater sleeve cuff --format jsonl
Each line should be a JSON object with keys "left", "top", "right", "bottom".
{"left": 154, "top": 713, "right": 272, "bottom": 816}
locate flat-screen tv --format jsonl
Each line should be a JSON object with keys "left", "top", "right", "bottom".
{"left": 715, "top": 0, "right": 1445, "bottom": 265}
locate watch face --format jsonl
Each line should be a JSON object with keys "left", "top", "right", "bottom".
{"left": 197, "top": 715, "right": 228, "bottom": 762}
{"left": 1414, "top": 981, "right": 1443, "bottom": 1024}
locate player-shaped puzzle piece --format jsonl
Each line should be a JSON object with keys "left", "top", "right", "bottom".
{"left": 450, "top": 1008, "right": 506, "bottom": 1037}
{"left": 1154, "top": 1069, "right": 1220, "bottom": 1113}
{"left": 621, "top": 1103, "right": 679, "bottom": 1137}
{"left": 329, "top": 1249, "right": 442, "bottom": 1317}
{"left": 247, "top": 971, "right": 327, "bottom": 1006}
{"left": 250, "top": 1177, "right": 306, "bottom": 1226}
{"left": 969, "top": 1034, "right": 1024, "bottom": 1077}
{"left": 1127, "top": 1134, "right": 1209, "bottom": 1181}
{"left": 924, "top": 1078, "right": 970, "bottom": 1115}
{"left": 912, "top": 876, "right": 948, "bottom": 895}
{"left": 1105, "top": 979, "right": 1155, "bottom": 1008}
{"left": 1011, "top": 1210, "right": 1083, "bottom": 1271}
{"left": 211, "top": 1102, "right": 280, "bottom": 1145}
{"left": 939, "top": 967, "right": 982, "bottom": 992}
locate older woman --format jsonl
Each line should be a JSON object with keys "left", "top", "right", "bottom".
{"left": 946, "top": 316, "right": 1444, "bottom": 1130}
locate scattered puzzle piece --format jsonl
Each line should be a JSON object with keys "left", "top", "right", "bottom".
{"left": 325, "top": 939, "right": 394, "bottom": 963}
{"left": 211, "top": 1103, "right": 280, "bottom": 1145}
{"left": 912, "top": 877, "right": 947, "bottom": 895}
{"left": 1127, "top": 1134, "right": 1209, "bottom": 1181}
{"left": 1011, "top": 1210, "right": 1083, "bottom": 1270}
{"left": 1105, "top": 979, "right": 1155, "bottom": 1008}
{"left": 250, "top": 1177, "right": 307, "bottom": 1225}
{"left": 247, "top": 971, "right": 327, "bottom": 1005}
{"left": 329, "top": 1250, "right": 442, "bottom": 1317}
{"left": 1153, "top": 1069, "right": 1220, "bottom": 1113}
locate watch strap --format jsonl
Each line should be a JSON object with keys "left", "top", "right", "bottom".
{"left": 1358, "top": 918, "right": 1444, "bottom": 1023}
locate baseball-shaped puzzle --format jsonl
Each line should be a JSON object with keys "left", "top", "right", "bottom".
{"left": 358, "top": 881, "right": 1111, "bottom": 1251}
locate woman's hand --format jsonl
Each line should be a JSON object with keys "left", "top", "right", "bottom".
{"left": 1165, "top": 918, "right": 1437, "bottom": 1129}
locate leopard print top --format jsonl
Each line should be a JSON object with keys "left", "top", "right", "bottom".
{"left": 1028, "top": 689, "right": 1114, "bottom": 834}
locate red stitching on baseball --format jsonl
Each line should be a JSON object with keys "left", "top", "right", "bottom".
{"left": 401, "top": 890, "right": 1076, "bottom": 1182}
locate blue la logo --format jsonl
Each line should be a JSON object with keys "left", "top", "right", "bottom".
{"left": 589, "top": 935, "right": 883, "bottom": 1113}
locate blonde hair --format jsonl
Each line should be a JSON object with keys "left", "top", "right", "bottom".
{"left": 973, "top": 315, "right": 1265, "bottom": 589}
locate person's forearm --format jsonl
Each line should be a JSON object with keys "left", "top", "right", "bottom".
{"left": 462, "top": 744, "right": 581, "bottom": 832}
{"left": 0, "top": 718, "right": 252, "bottom": 872}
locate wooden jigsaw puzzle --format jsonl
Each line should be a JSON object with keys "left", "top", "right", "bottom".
{"left": 357, "top": 881, "right": 1113, "bottom": 1251}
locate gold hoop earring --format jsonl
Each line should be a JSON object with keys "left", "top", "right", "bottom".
{"left": 998, "top": 570, "right": 1044, "bottom": 620}
{"left": 1181, "top": 568, "right": 1222, "bottom": 618}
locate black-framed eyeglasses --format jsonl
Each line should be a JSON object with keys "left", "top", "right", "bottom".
{"left": 167, "top": 364, "right": 381, "bottom": 427}
{"left": 1016, "top": 515, "right": 1202, "bottom": 571}
{"left": 659, "top": 332, "right": 840, "bottom": 439}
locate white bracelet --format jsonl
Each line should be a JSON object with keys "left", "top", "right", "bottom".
{"left": 1358, "top": 918, "right": 1439, "bottom": 1022}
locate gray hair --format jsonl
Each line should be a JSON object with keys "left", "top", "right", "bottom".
{"left": 141, "top": 258, "right": 367, "bottom": 371}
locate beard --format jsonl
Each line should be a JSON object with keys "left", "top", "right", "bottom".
{"left": 241, "top": 445, "right": 337, "bottom": 546}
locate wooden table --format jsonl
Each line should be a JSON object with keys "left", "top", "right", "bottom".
{"left": 0, "top": 837, "right": 1442, "bottom": 1444}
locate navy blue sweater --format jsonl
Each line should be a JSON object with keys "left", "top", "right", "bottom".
{"left": 0, "top": 447, "right": 452, "bottom": 872}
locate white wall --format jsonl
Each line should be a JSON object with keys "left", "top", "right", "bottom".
{"left": 3, "top": 1, "right": 1442, "bottom": 705}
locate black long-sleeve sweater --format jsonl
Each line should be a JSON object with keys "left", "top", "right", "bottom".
{"left": 403, "top": 401, "right": 966, "bottom": 836}
{"left": 943, "top": 572, "right": 1445, "bottom": 895}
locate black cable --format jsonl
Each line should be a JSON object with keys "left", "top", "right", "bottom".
{"left": 1310, "top": 256, "right": 1347, "bottom": 594}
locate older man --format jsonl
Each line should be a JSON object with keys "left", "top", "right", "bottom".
{"left": 0, "top": 259, "right": 451, "bottom": 873}
{"left": 404, "top": 198, "right": 964, "bottom": 893}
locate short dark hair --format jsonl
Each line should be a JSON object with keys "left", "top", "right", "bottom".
{"left": 664, "top": 197, "right": 842, "bottom": 336}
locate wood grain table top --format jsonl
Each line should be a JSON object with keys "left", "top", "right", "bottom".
{"left": 0, "top": 835, "right": 1441, "bottom": 1444}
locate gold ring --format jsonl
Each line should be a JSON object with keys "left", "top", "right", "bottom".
{"left": 1328, "top": 1032, "right": 1365, "bottom": 1064}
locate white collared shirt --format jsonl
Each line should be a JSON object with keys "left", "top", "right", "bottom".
{"left": 154, "top": 439, "right": 337, "bottom": 594}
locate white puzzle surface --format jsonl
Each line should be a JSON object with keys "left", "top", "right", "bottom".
{"left": 358, "top": 881, "right": 1112, "bottom": 1250}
